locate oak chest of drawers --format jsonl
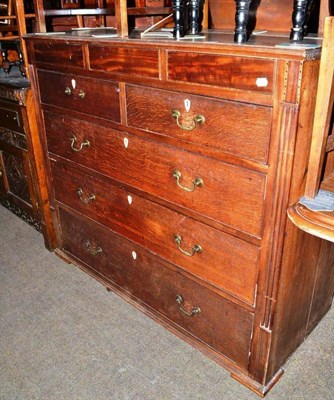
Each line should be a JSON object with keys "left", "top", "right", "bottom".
{"left": 25, "top": 33, "right": 334, "bottom": 396}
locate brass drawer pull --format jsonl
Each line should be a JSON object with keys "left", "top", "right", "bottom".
{"left": 70, "top": 135, "right": 90, "bottom": 152}
{"left": 65, "top": 87, "right": 85, "bottom": 98}
{"left": 176, "top": 295, "right": 201, "bottom": 316}
{"left": 84, "top": 240, "right": 102, "bottom": 256}
{"left": 64, "top": 87, "right": 72, "bottom": 96}
{"left": 172, "top": 109, "right": 205, "bottom": 131}
{"left": 172, "top": 170, "right": 203, "bottom": 192}
{"left": 174, "top": 234, "right": 203, "bottom": 257}
{"left": 76, "top": 188, "right": 96, "bottom": 204}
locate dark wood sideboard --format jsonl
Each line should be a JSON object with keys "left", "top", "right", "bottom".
{"left": 24, "top": 11, "right": 333, "bottom": 397}
{"left": 0, "top": 68, "right": 54, "bottom": 248}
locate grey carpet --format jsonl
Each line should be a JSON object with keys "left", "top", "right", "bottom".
{"left": 0, "top": 204, "right": 333, "bottom": 400}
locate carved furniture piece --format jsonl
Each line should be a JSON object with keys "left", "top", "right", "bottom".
{"left": 0, "top": 75, "right": 37, "bottom": 227}
{"left": 0, "top": 68, "right": 54, "bottom": 248}
{"left": 0, "top": 1, "right": 54, "bottom": 248}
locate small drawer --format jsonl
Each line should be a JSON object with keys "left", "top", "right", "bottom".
{"left": 126, "top": 85, "right": 272, "bottom": 164}
{"left": 168, "top": 52, "right": 274, "bottom": 94}
{"left": 89, "top": 45, "right": 159, "bottom": 78}
{"left": 59, "top": 207, "right": 254, "bottom": 369}
{"left": 38, "top": 70, "right": 121, "bottom": 122}
{"left": 44, "top": 113, "right": 266, "bottom": 237}
{"left": 52, "top": 162, "right": 260, "bottom": 305}
{"left": 34, "top": 41, "right": 84, "bottom": 69}
{"left": 0, "top": 102, "right": 23, "bottom": 133}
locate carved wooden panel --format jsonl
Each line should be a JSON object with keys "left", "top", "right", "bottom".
{"left": 0, "top": 127, "right": 27, "bottom": 149}
{"left": 3, "top": 152, "right": 31, "bottom": 204}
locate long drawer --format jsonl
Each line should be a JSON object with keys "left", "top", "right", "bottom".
{"left": 126, "top": 85, "right": 272, "bottom": 164}
{"left": 44, "top": 112, "right": 266, "bottom": 237}
{"left": 38, "top": 70, "right": 121, "bottom": 122}
{"left": 52, "top": 161, "right": 260, "bottom": 305}
{"left": 59, "top": 207, "right": 254, "bottom": 369}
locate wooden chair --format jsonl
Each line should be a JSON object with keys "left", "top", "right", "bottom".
{"left": 288, "top": 16, "right": 334, "bottom": 241}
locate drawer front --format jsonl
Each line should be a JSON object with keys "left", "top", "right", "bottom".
{"left": 168, "top": 52, "right": 275, "bottom": 93}
{"left": 38, "top": 70, "right": 121, "bottom": 122}
{"left": 0, "top": 102, "right": 23, "bottom": 133}
{"left": 34, "top": 42, "right": 84, "bottom": 69}
{"left": 52, "top": 162, "right": 259, "bottom": 305}
{"left": 45, "top": 113, "right": 266, "bottom": 237}
{"left": 89, "top": 45, "right": 160, "bottom": 78}
{"left": 59, "top": 207, "right": 254, "bottom": 368}
{"left": 126, "top": 85, "right": 272, "bottom": 163}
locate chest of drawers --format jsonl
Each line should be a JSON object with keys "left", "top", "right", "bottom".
{"left": 25, "top": 33, "right": 334, "bottom": 396}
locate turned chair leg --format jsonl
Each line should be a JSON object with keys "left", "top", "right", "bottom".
{"left": 188, "top": 0, "right": 201, "bottom": 35}
{"left": 234, "top": 0, "right": 251, "bottom": 43}
{"left": 290, "top": 0, "right": 309, "bottom": 41}
{"left": 172, "top": 0, "right": 186, "bottom": 39}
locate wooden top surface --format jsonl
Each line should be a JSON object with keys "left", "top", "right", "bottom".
{"left": 24, "top": 28, "right": 322, "bottom": 60}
